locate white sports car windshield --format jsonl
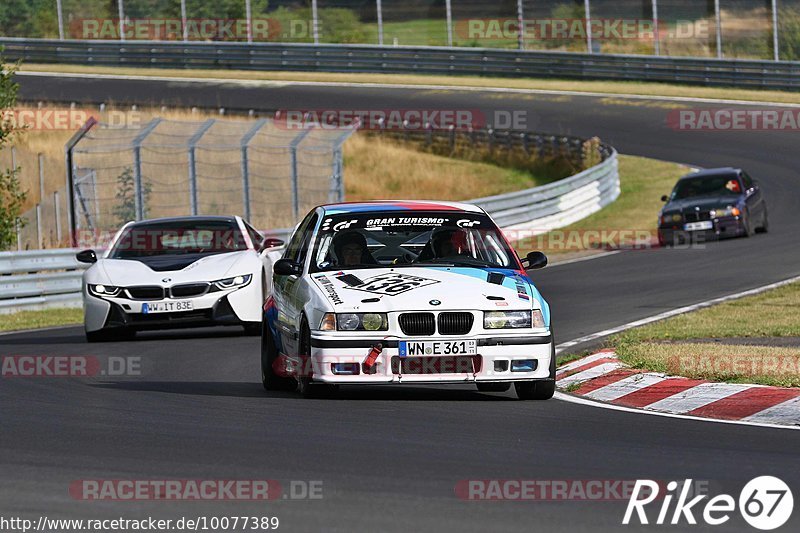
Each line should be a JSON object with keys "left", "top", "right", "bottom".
{"left": 311, "top": 211, "right": 518, "bottom": 272}
{"left": 109, "top": 220, "right": 248, "bottom": 259}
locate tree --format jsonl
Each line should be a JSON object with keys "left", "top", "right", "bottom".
{"left": 0, "top": 50, "right": 27, "bottom": 250}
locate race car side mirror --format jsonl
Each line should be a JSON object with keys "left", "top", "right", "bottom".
{"left": 274, "top": 259, "right": 302, "bottom": 276}
{"left": 522, "top": 251, "right": 548, "bottom": 270}
{"left": 76, "top": 249, "right": 97, "bottom": 264}
{"left": 661, "top": 195, "right": 669, "bottom": 202}
{"left": 260, "top": 238, "right": 285, "bottom": 252}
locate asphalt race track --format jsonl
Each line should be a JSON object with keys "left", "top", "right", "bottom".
{"left": 2, "top": 73, "right": 800, "bottom": 532}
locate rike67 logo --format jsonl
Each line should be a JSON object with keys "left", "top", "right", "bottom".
{"left": 624, "top": 477, "right": 793, "bottom": 530}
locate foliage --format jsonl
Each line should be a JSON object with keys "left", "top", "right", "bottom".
{"left": 0, "top": 50, "right": 27, "bottom": 250}
{"left": 112, "top": 166, "right": 151, "bottom": 224}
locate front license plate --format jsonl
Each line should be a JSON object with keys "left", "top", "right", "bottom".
{"left": 141, "top": 301, "right": 194, "bottom": 314}
{"left": 399, "top": 340, "right": 477, "bottom": 357}
{"left": 684, "top": 221, "right": 713, "bottom": 231}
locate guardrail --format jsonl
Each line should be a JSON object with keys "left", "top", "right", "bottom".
{"left": 3, "top": 37, "right": 800, "bottom": 90}
{"left": 0, "top": 249, "right": 85, "bottom": 313}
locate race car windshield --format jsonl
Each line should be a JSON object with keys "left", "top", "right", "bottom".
{"left": 672, "top": 175, "right": 743, "bottom": 200}
{"left": 311, "top": 211, "right": 518, "bottom": 272}
{"left": 109, "top": 220, "right": 248, "bottom": 259}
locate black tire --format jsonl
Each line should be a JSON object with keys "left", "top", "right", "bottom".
{"left": 477, "top": 382, "right": 511, "bottom": 393}
{"left": 261, "top": 320, "right": 297, "bottom": 392}
{"left": 756, "top": 208, "right": 769, "bottom": 233}
{"left": 297, "top": 318, "right": 337, "bottom": 399}
{"left": 742, "top": 211, "right": 755, "bottom": 237}
{"left": 243, "top": 322, "right": 262, "bottom": 336}
{"left": 514, "top": 339, "right": 556, "bottom": 401}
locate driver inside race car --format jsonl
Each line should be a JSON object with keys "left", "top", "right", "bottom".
{"left": 333, "top": 231, "right": 377, "bottom": 266}
{"left": 430, "top": 228, "right": 471, "bottom": 258}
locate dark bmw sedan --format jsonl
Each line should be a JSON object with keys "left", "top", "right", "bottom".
{"left": 658, "top": 168, "right": 768, "bottom": 246}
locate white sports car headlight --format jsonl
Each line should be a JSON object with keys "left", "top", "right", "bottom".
{"left": 484, "top": 310, "right": 544, "bottom": 329}
{"left": 213, "top": 274, "right": 252, "bottom": 290}
{"left": 319, "top": 312, "right": 388, "bottom": 331}
{"left": 88, "top": 284, "right": 122, "bottom": 297}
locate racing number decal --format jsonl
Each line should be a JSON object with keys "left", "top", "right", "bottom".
{"left": 345, "top": 273, "right": 440, "bottom": 296}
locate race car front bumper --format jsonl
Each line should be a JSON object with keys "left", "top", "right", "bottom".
{"left": 297, "top": 333, "right": 553, "bottom": 384}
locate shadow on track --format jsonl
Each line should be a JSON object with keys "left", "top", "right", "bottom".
{"left": 90, "top": 381, "right": 516, "bottom": 401}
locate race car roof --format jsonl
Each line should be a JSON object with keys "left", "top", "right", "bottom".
{"left": 320, "top": 200, "right": 485, "bottom": 215}
{"left": 127, "top": 215, "right": 240, "bottom": 227}
{"left": 679, "top": 167, "right": 741, "bottom": 180}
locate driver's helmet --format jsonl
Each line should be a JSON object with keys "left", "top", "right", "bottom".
{"left": 431, "top": 228, "right": 470, "bottom": 258}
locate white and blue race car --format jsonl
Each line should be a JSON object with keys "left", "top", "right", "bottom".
{"left": 78, "top": 216, "right": 284, "bottom": 342}
{"left": 261, "top": 201, "right": 554, "bottom": 399}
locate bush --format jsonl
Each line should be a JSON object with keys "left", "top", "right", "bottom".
{"left": 0, "top": 52, "right": 27, "bottom": 250}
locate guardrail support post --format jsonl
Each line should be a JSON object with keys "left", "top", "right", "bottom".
{"left": 240, "top": 118, "right": 267, "bottom": 221}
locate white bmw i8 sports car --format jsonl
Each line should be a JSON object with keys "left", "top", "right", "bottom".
{"left": 261, "top": 201, "right": 554, "bottom": 400}
{"left": 78, "top": 216, "right": 284, "bottom": 342}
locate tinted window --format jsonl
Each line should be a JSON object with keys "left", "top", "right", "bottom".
{"left": 109, "top": 220, "right": 247, "bottom": 259}
{"left": 672, "top": 175, "right": 743, "bottom": 200}
{"left": 284, "top": 212, "right": 319, "bottom": 263}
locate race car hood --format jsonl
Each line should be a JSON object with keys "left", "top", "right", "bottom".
{"left": 94, "top": 250, "right": 252, "bottom": 285}
{"left": 665, "top": 195, "right": 741, "bottom": 212}
{"left": 310, "top": 266, "right": 547, "bottom": 314}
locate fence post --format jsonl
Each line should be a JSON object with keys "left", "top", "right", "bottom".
{"left": 131, "top": 118, "right": 163, "bottom": 221}
{"left": 36, "top": 204, "right": 42, "bottom": 248}
{"left": 181, "top": 0, "right": 188, "bottom": 42}
{"left": 652, "top": 0, "right": 660, "bottom": 56}
{"left": 584, "top": 0, "right": 593, "bottom": 54}
{"left": 289, "top": 126, "right": 315, "bottom": 222}
{"left": 377, "top": 0, "right": 384, "bottom": 46}
{"left": 245, "top": 0, "right": 253, "bottom": 43}
{"left": 16, "top": 220, "right": 21, "bottom": 251}
{"left": 56, "top": 0, "right": 65, "bottom": 40}
{"left": 714, "top": 0, "right": 723, "bottom": 58}
{"left": 445, "top": 0, "right": 453, "bottom": 47}
{"left": 187, "top": 119, "right": 215, "bottom": 216}
{"left": 38, "top": 153, "right": 45, "bottom": 204}
{"left": 311, "top": 0, "right": 320, "bottom": 44}
{"left": 117, "top": 0, "right": 125, "bottom": 42}
{"left": 64, "top": 117, "right": 98, "bottom": 246}
{"left": 54, "top": 190, "right": 62, "bottom": 244}
{"left": 516, "top": 0, "right": 524, "bottom": 50}
{"left": 240, "top": 118, "right": 267, "bottom": 221}
{"left": 772, "top": 0, "right": 780, "bottom": 61}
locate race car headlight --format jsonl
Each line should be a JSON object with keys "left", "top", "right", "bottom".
{"left": 335, "top": 313, "right": 388, "bottom": 331}
{"left": 213, "top": 274, "right": 252, "bottom": 290}
{"left": 88, "top": 284, "right": 121, "bottom": 297}
{"left": 484, "top": 310, "right": 533, "bottom": 329}
{"left": 710, "top": 206, "right": 741, "bottom": 218}
{"left": 661, "top": 213, "right": 682, "bottom": 224}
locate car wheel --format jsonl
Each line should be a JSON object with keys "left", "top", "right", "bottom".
{"left": 756, "top": 208, "right": 769, "bottom": 233}
{"left": 261, "top": 320, "right": 297, "bottom": 392}
{"left": 243, "top": 322, "right": 262, "bottom": 336}
{"left": 297, "top": 318, "right": 337, "bottom": 399}
{"left": 742, "top": 211, "right": 755, "bottom": 237}
{"left": 477, "top": 382, "right": 511, "bottom": 393}
{"left": 514, "top": 339, "right": 556, "bottom": 401}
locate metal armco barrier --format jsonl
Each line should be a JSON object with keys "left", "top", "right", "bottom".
{"left": 3, "top": 37, "right": 800, "bottom": 90}
{"left": 0, "top": 249, "right": 86, "bottom": 313}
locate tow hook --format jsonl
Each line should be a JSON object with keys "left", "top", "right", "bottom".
{"left": 363, "top": 343, "right": 382, "bottom": 373}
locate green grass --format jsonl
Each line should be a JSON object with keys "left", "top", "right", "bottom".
{"left": 610, "top": 281, "right": 800, "bottom": 387}
{"left": 0, "top": 307, "right": 83, "bottom": 332}
{"left": 516, "top": 155, "right": 689, "bottom": 257}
